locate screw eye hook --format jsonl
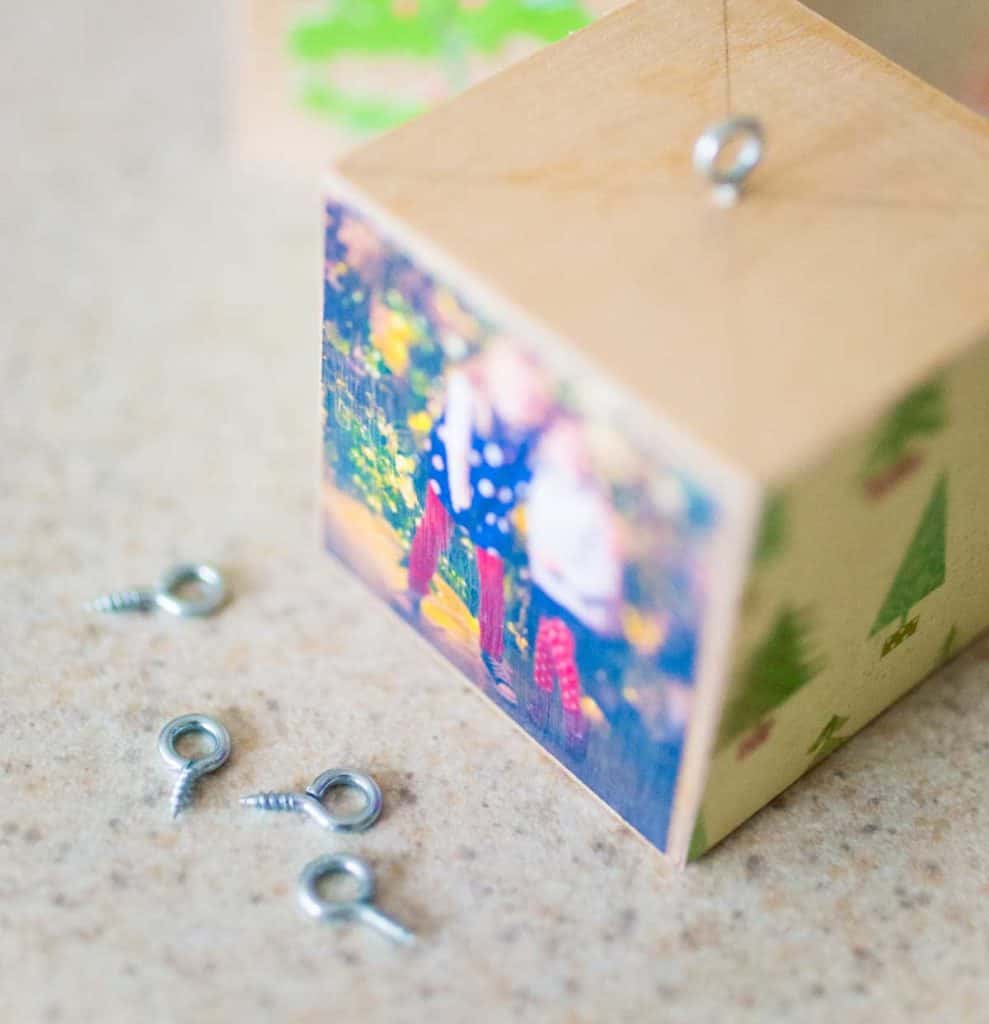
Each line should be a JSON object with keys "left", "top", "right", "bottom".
{"left": 297, "top": 854, "right": 415, "bottom": 946}
{"left": 87, "top": 562, "right": 227, "bottom": 618}
{"left": 158, "top": 714, "right": 231, "bottom": 819}
{"left": 241, "top": 769, "right": 382, "bottom": 834}
{"left": 693, "top": 116, "right": 764, "bottom": 206}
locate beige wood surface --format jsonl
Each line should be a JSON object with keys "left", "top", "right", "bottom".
{"left": 339, "top": 0, "right": 989, "bottom": 483}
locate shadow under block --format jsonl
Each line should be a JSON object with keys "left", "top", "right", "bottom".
{"left": 320, "top": 0, "right": 989, "bottom": 864}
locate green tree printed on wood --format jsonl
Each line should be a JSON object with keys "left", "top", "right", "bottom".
{"left": 717, "top": 606, "right": 825, "bottom": 750}
{"left": 741, "top": 493, "right": 786, "bottom": 618}
{"left": 869, "top": 474, "right": 947, "bottom": 637}
{"left": 937, "top": 624, "right": 958, "bottom": 666}
{"left": 862, "top": 378, "right": 946, "bottom": 497}
{"left": 807, "top": 714, "right": 849, "bottom": 762}
{"left": 290, "top": 0, "right": 593, "bottom": 134}
{"left": 687, "top": 814, "right": 708, "bottom": 862}
{"left": 753, "top": 492, "right": 786, "bottom": 565}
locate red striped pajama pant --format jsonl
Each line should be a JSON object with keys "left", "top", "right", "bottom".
{"left": 532, "top": 615, "right": 582, "bottom": 714}
{"left": 407, "top": 487, "right": 505, "bottom": 659}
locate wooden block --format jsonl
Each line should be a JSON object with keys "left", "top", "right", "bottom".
{"left": 319, "top": 0, "right": 989, "bottom": 863}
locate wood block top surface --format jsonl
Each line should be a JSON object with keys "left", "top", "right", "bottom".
{"left": 337, "top": 0, "right": 989, "bottom": 481}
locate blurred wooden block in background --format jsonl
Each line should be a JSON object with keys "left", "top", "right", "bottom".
{"left": 229, "top": 0, "right": 616, "bottom": 172}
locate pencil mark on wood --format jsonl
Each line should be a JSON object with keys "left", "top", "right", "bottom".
{"left": 721, "top": 0, "right": 732, "bottom": 114}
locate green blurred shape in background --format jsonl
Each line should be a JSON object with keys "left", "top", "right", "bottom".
{"left": 290, "top": 0, "right": 592, "bottom": 134}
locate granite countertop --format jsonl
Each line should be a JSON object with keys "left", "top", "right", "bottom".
{"left": 2, "top": 3, "right": 987, "bottom": 1021}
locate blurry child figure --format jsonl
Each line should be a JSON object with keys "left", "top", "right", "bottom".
{"left": 405, "top": 339, "right": 552, "bottom": 701}
{"left": 526, "top": 414, "right": 624, "bottom": 757}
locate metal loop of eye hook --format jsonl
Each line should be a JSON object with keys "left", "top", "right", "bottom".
{"left": 305, "top": 769, "right": 383, "bottom": 833}
{"left": 153, "top": 563, "right": 227, "bottom": 618}
{"left": 157, "top": 713, "right": 231, "bottom": 774}
{"left": 692, "top": 116, "right": 764, "bottom": 206}
{"left": 297, "top": 853, "right": 416, "bottom": 946}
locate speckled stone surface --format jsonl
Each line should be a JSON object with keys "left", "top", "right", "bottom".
{"left": 2, "top": 4, "right": 988, "bottom": 1022}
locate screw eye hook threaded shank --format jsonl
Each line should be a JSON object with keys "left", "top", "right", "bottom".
{"left": 239, "top": 791, "right": 304, "bottom": 813}
{"left": 85, "top": 588, "right": 155, "bottom": 613}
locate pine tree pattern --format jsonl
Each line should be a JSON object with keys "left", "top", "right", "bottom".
{"left": 870, "top": 474, "right": 947, "bottom": 643}
{"left": 742, "top": 491, "right": 786, "bottom": 615}
{"left": 687, "top": 814, "right": 708, "bottom": 862}
{"left": 290, "top": 0, "right": 593, "bottom": 134}
{"left": 753, "top": 492, "right": 786, "bottom": 565}
{"left": 937, "top": 624, "right": 958, "bottom": 666}
{"left": 807, "top": 714, "right": 849, "bottom": 762}
{"left": 862, "top": 379, "right": 946, "bottom": 498}
{"left": 716, "top": 606, "right": 825, "bottom": 751}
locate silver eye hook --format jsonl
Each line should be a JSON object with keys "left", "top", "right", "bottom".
{"left": 87, "top": 562, "right": 227, "bottom": 618}
{"left": 241, "top": 768, "right": 383, "bottom": 834}
{"left": 157, "top": 713, "right": 232, "bottom": 819}
{"left": 297, "top": 853, "right": 415, "bottom": 946}
{"left": 693, "top": 116, "right": 764, "bottom": 206}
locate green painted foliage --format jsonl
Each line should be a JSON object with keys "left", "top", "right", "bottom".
{"left": 753, "top": 492, "right": 785, "bottom": 565}
{"left": 807, "top": 714, "right": 849, "bottom": 761}
{"left": 870, "top": 474, "right": 947, "bottom": 637}
{"left": 717, "top": 606, "right": 825, "bottom": 750}
{"left": 863, "top": 378, "right": 946, "bottom": 478}
{"left": 687, "top": 815, "right": 708, "bottom": 862}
